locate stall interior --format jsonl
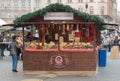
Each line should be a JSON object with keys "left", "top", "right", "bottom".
{"left": 24, "top": 23, "right": 96, "bottom": 51}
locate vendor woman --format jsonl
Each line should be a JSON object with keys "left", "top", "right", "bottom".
{"left": 25, "top": 32, "right": 38, "bottom": 41}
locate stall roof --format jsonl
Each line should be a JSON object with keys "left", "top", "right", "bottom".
{"left": 13, "top": 3, "right": 106, "bottom": 30}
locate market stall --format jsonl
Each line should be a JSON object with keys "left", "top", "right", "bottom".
{"left": 13, "top": 3, "right": 105, "bottom": 76}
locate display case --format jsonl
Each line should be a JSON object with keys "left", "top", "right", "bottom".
{"left": 24, "top": 23, "right": 97, "bottom": 51}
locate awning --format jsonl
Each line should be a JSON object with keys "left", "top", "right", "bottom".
{"left": 0, "top": 26, "right": 14, "bottom": 32}
{"left": 0, "top": 19, "right": 14, "bottom": 32}
{"left": 0, "top": 19, "right": 7, "bottom": 26}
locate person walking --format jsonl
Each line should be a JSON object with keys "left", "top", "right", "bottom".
{"left": 102, "top": 36, "right": 109, "bottom": 50}
{"left": 10, "top": 35, "right": 20, "bottom": 72}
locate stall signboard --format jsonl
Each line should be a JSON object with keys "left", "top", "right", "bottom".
{"left": 44, "top": 12, "right": 73, "bottom": 20}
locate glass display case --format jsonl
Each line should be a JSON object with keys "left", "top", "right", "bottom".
{"left": 24, "top": 23, "right": 96, "bottom": 52}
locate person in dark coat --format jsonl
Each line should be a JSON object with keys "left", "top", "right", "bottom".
{"left": 0, "top": 36, "right": 6, "bottom": 57}
{"left": 114, "top": 36, "right": 119, "bottom": 46}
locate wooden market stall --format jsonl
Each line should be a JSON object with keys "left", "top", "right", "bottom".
{"left": 13, "top": 3, "right": 105, "bottom": 76}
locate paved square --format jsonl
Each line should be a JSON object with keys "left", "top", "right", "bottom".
{"left": 0, "top": 50, "right": 120, "bottom": 81}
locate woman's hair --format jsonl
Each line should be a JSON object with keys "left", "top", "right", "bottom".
{"left": 12, "top": 35, "right": 17, "bottom": 41}
{"left": 115, "top": 36, "right": 118, "bottom": 39}
{"left": 27, "top": 32, "right": 31, "bottom": 36}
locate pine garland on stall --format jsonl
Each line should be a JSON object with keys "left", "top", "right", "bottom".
{"left": 14, "top": 3, "right": 106, "bottom": 31}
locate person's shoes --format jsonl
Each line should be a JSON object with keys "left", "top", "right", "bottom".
{"left": 12, "top": 70, "right": 18, "bottom": 72}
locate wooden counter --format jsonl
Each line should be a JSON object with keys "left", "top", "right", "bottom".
{"left": 23, "top": 48, "right": 98, "bottom": 76}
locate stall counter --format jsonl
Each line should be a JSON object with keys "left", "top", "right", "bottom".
{"left": 23, "top": 48, "right": 98, "bottom": 76}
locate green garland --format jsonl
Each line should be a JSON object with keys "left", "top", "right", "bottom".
{"left": 14, "top": 3, "right": 106, "bottom": 31}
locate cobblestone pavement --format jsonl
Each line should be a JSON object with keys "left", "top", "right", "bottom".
{"left": 0, "top": 50, "right": 120, "bottom": 81}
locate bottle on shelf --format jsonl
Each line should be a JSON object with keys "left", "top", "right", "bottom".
{"left": 69, "top": 24, "right": 75, "bottom": 42}
{"left": 75, "top": 24, "right": 80, "bottom": 42}
{"left": 54, "top": 24, "right": 59, "bottom": 41}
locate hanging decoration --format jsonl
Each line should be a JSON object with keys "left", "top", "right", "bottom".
{"left": 14, "top": 3, "right": 106, "bottom": 31}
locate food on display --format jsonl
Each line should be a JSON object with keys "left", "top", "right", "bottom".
{"left": 24, "top": 24, "right": 95, "bottom": 50}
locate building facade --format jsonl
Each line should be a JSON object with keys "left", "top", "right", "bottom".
{"left": 0, "top": 0, "right": 117, "bottom": 24}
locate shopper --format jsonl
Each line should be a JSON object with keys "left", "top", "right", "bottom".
{"left": 10, "top": 35, "right": 20, "bottom": 72}
{"left": 102, "top": 36, "right": 109, "bottom": 50}
{"left": 114, "top": 36, "right": 119, "bottom": 46}
{"left": 0, "top": 35, "right": 6, "bottom": 57}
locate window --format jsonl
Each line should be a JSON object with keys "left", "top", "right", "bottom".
{"left": 89, "top": 6, "right": 94, "bottom": 14}
{"left": 48, "top": 0, "right": 51, "bottom": 4}
{"left": 7, "top": 2, "right": 11, "bottom": 7}
{"left": 57, "top": 0, "right": 62, "bottom": 3}
{"left": 101, "top": 0, "right": 104, "bottom": 2}
{"left": 21, "top": 2, "right": 25, "bottom": 8}
{"left": 36, "top": 0, "right": 39, "bottom": 7}
{"left": 68, "top": 0, "right": 72, "bottom": 3}
{"left": 1, "top": 3, "right": 4, "bottom": 8}
{"left": 85, "top": 3, "right": 88, "bottom": 9}
{"left": 8, "top": 14, "right": 11, "bottom": 18}
{"left": 28, "top": 0, "right": 31, "bottom": 8}
{"left": 90, "top": 0, "right": 94, "bottom": 2}
{"left": 36, "top": 3, "right": 39, "bottom": 8}
{"left": 14, "top": 14, "right": 18, "bottom": 18}
{"left": 14, "top": 2, "right": 18, "bottom": 8}
{"left": 101, "top": 6, "right": 104, "bottom": 15}
{"left": 78, "top": 0, "right": 83, "bottom": 3}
